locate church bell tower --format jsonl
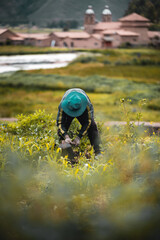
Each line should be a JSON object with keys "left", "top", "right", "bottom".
{"left": 84, "top": 5, "right": 95, "bottom": 34}
{"left": 102, "top": 5, "right": 112, "bottom": 22}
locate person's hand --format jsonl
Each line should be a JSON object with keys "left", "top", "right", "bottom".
{"left": 72, "top": 137, "right": 80, "bottom": 146}
{"left": 64, "top": 135, "right": 72, "bottom": 144}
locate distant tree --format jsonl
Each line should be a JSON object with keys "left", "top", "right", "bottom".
{"left": 149, "top": 23, "right": 160, "bottom": 31}
{"left": 69, "top": 20, "right": 79, "bottom": 29}
{"left": 125, "top": 0, "right": 160, "bottom": 23}
{"left": 47, "top": 20, "right": 79, "bottom": 29}
{"left": 47, "top": 21, "right": 58, "bottom": 28}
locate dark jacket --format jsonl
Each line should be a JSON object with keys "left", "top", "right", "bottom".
{"left": 57, "top": 88, "right": 94, "bottom": 139}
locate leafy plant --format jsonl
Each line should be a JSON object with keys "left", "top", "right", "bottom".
{"left": 0, "top": 107, "right": 160, "bottom": 239}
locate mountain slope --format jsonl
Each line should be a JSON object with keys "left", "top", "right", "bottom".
{"left": 0, "top": 0, "right": 130, "bottom": 26}
{"left": 0, "top": 0, "right": 46, "bottom": 25}
{"left": 29, "top": 0, "right": 130, "bottom": 26}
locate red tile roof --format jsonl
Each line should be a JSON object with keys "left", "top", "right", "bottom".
{"left": 17, "top": 33, "right": 50, "bottom": 40}
{"left": 117, "top": 30, "right": 139, "bottom": 36}
{"left": 103, "top": 29, "right": 139, "bottom": 36}
{"left": 0, "top": 28, "right": 8, "bottom": 34}
{"left": 8, "top": 36, "right": 24, "bottom": 41}
{"left": 119, "top": 13, "right": 150, "bottom": 22}
{"left": 52, "top": 31, "right": 90, "bottom": 39}
{"left": 0, "top": 28, "right": 19, "bottom": 37}
{"left": 92, "top": 33, "right": 102, "bottom": 40}
{"left": 102, "top": 30, "right": 117, "bottom": 35}
{"left": 93, "top": 22, "right": 121, "bottom": 31}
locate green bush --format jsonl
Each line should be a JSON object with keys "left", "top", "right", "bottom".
{"left": 70, "top": 55, "right": 97, "bottom": 64}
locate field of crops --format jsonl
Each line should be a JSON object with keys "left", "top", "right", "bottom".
{"left": 0, "top": 108, "right": 160, "bottom": 239}
{"left": 0, "top": 45, "right": 72, "bottom": 55}
{"left": 0, "top": 47, "right": 160, "bottom": 239}
{"left": 0, "top": 48, "right": 160, "bottom": 120}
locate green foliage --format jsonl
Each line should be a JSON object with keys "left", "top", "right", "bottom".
{"left": 7, "top": 110, "right": 55, "bottom": 136}
{"left": 0, "top": 108, "right": 160, "bottom": 239}
{"left": 30, "top": 48, "right": 160, "bottom": 83}
{"left": 0, "top": 45, "right": 73, "bottom": 56}
{"left": 0, "top": 71, "right": 159, "bottom": 97}
{"left": 47, "top": 20, "right": 79, "bottom": 29}
{"left": 0, "top": 48, "right": 160, "bottom": 121}
{"left": 70, "top": 55, "right": 98, "bottom": 64}
{"left": 73, "top": 53, "right": 160, "bottom": 66}
{"left": 125, "top": 0, "right": 160, "bottom": 23}
{"left": 149, "top": 23, "right": 160, "bottom": 31}
{"left": 0, "top": 0, "right": 46, "bottom": 25}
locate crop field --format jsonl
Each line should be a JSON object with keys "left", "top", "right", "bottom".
{"left": 0, "top": 45, "right": 72, "bottom": 55}
{"left": 0, "top": 48, "right": 160, "bottom": 239}
{"left": 0, "top": 109, "right": 160, "bottom": 239}
{"left": 0, "top": 48, "right": 160, "bottom": 120}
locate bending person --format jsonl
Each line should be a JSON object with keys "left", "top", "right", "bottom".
{"left": 57, "top": 88, "right": 101, "bottom": 155}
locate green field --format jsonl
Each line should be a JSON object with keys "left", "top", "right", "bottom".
{"left": 0, "top": 45, "right": 73, "bottom": 55}
{"left": 30, "top": 48, "right": 160, "bottom": 83}
{"left": 0, "top": 109, "right": 160, "bottom": 239}
{"left": 0, "top": 77, "right": 160, "bottom": 121}
{"left": 0, "top": 48, "right": 160, "bottom": 121}
{"left": 0, "top": 47, "right": 160, "bottom": 239}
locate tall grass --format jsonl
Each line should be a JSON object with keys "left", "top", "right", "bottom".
{"left": 0, "top": 45, "right": 73, "bottom": 55}
{"left": 0, "top": 109, "right": 160, "bottom": 239}
{"left": 0, "top": 73, "right": 160, "bottom": 121}
{"left": 0, "top": 72, "right": 159, "bottom": 95}
{"left": 28, "top": 48, "right": 160, "bottom": 84}
{"left": 31, "top": 63, "right": 160, "bottom": 83}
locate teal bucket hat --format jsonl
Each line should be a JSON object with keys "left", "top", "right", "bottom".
{"left": 61, "top": 91, "right": 88, "bottom": 117}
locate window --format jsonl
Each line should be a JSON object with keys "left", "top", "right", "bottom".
{"left": 51, "top": 40, "right": 56, "bottom": 47}
{"left": 63, "top": 42, "right": 68, "bottom": 47}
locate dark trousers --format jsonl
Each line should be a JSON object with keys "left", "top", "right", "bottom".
{"left": 88, "top": 120, "right": 101, "bottom": 154}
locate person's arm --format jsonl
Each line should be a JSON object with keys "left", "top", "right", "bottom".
{"left": 56, "top": 107, "right": 68, "bottom": 139}
{"left": 77, "top": 106, "right": 92, "bottom": 139}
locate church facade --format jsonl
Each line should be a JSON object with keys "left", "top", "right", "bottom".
{"left": 50, "top": 5, "right": 159, "bottom": 48}
{"left": 84, "top": 5, "right": 151, "bottom": 48}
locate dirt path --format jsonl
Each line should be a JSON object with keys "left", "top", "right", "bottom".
{"left": 0, "top": 118, "right": 17, "bottom": 122}
{"left": 1, "top": 118, "right": 160, "bottom": 134}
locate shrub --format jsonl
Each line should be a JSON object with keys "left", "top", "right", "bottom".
{"left": 70, "top": 55, "right": 97, "bottom": 64}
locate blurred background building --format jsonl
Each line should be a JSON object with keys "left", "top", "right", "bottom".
{"left": 0, "top": 5, "right": 159, "bottom": 48}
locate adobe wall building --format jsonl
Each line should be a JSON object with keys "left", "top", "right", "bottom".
{"left": 49, "top": 31, "right": 102, "bottom": 49}
{"left": 0, "top": 5, "right": 159, "bottom": 48}
{"left": 50, "top": 5, "right": 159, "bottom": 48}
{"left": 17, "top": 33, "right": 52, "bottom": 47}
{"left": 84, "top": 5, "right": 151, "bottom": 47}
{"left": 0, "top": 29, "right": 24, "bottom": 45}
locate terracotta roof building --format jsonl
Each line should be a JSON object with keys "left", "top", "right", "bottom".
{"left": 1, "top": 5, "right": 159, "bottom": 49}
{"left": 94, "top": 22, "right": 122, "bottom": 32}
{"left": 17, "top": 33, "right": 52, "bottom": 47}
{"left": 119, "top": 13, "right": 150, "bottom": 22}
{"left": 49, "top": 5, "right": 159, "bottom": 49}
{"left": 0, "top": 28, "right": 23, "bottom": 45}
{"left": 119, "top": 13, "right": 150, "bottom": 45}
{"left": 50, "top": 31, "right": 102, "bottom": 48}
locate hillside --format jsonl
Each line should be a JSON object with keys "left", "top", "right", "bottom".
{"left": 0, "top": 0, "right": 130, "bottom": 27}
{"left": 0, "top": 0, "right": 46, "bottom": 25}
